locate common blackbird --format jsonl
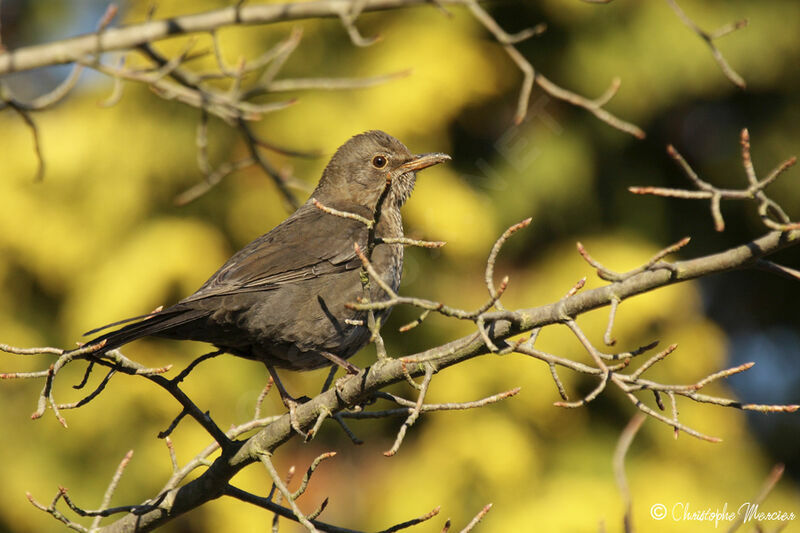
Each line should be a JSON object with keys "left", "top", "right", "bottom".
{"left": 84, "top": 131, "right": 449, "bottom": 374}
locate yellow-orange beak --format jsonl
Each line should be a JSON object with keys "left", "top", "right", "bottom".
{"left": 398, "top": 152, "right": 451, "bottom": 173}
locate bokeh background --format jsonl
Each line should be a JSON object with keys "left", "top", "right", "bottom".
{"left": 1, "top": 0, "right": 799, "bottom": 531}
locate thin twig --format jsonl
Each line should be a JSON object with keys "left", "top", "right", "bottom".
{"left": 258, "top": 452, "right": 317, "bottom": 532}
{"left": 458, "top": 503, "right": 493, "bottom": 533}
{"left": 664, "top": 0, "right": 747, "bottom": 88}
{"left": 384, "top": 365, "right": 434, "bottom": 456}
{"left": 90, "top": 450, "right": 134, "bottom": 531}
{"left": 631, "top": 131, "right": 798, "bottom": 232}
{"left": 376, "top": 506, "right": 441, "bottom": 533}
{"left": 292, "top": 452, "right": 337, "bottom": 500}
{"left": 725, "top": 464, "right": 786, "bottom": 533}
{"left": 613, "top": 413, "right": 646, "bottom": 533}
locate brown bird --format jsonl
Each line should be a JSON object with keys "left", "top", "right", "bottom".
{"left": 84, "top": 131, "right": 449, "bottom": 390}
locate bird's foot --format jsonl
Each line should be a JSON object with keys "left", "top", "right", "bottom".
{"left": 265, "top": 365, "right": 309, "bottom": 438}
{"left": 283, "top": 396, "right": 309, "bottom": 439}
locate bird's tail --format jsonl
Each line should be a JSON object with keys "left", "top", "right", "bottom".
{"left": 82, "top": 306, "right": 209, "bottom": 354}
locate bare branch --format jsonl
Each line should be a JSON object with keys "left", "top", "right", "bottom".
{"left": 376, "top": 506, "right": 441, "bottom": 533}
{"left": 726, "top": 464, "right": 786, "bottom": 532}
{"left": 313, "top": 199, "right": 374, "bottom": 227}
{"left": 664, "top": 0, "right": 747, "bottom": 88}
{"left": 458, "top": 503, "right": 493, "bottom": 533}
{"left": 534, "top": 74, "right": 645, "bottom": 138}
{"left": 345, "top": 387, "right": 519, "bottom": 419}
{"left": 613, "top": 413, "right": 646, "bottom": 533}
{"left": 603, "top": 297, "right": 620, "bottom": 346}
{"left": 292, "top": 451, "right": 337, "bottom": 500}
{"left": 485, "top": 217, "right": 531, "bottom": 311}
{"left": 259, "top": 452, "right": 317, "bottom": 532}
{"left": 0, "top": 82, "right": 45, "bottom": 181}
{"left": 384, "top": 364, "right": 434, "bottom": 456}
{"left": 577, "top": 237, "right": 690, "bottom": 282}
{"left": 631, "top": 129, "right": 798, "bottom": 232}
{"left": 26, "top": 490, "right": 89, "bottom": 533}
{"left": 225, "top": 484, "right": 364, "bottom": 532}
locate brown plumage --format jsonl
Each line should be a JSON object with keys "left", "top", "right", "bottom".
{"left": 83, "top": 131, "right": 449, "bottom": 371}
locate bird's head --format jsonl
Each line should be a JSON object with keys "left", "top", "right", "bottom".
{"left": 315, "top": 130, "right": 450, "bottom": 210}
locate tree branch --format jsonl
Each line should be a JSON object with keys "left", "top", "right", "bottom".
{"left": 85, "top": 223, "right": 799, "bottom": 532}
{"left": 0, "top": 0, "right": 444, "bottom": 75}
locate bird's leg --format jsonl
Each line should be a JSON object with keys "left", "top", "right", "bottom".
{"left": 320, "top": 365, "right": 338, "bottom": 393}
{"left": 319, "top": 361, "right": 353, "bottom": 402}
{"left": 265, "top": 365, "right": 308, "bottom": 438}
{"left": 320, "top": 352, "right": 368, "bottom": 418}
{"left": 319, "top": 351, "right": 361, "bottom": 375}
{"left": 316, "top": 364, "right": 366, "bottom": 445}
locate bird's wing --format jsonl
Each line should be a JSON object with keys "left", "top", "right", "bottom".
{"left": 181, "top": 201, "right": 371, "bottom": 302}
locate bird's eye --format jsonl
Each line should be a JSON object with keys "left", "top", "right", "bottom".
{"left": 372, "top": 155, "right": 387, "bottom": 168}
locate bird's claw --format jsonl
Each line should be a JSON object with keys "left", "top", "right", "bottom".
{"left": 283, "top": 396, "right": 308, "bottom": 439}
